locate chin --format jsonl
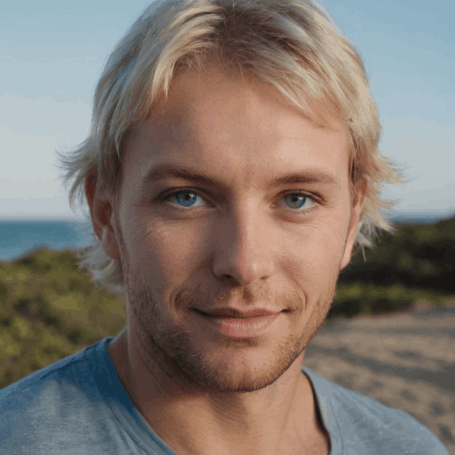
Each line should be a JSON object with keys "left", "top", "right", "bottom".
{"left": 162, "top": 331, "right": 305, "bottom": 393}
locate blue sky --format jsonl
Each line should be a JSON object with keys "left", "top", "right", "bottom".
{"left": 1, "top": 0, "right": 454, "bottom": 220}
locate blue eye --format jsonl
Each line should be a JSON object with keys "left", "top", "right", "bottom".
{"left": 162, "top": 189, "right": 316, "bottom": 215}
{"left": 282, "top": 193, "right": 311, "bottom": 210}
{"left": 166, "top": 191, "right": 202, "bottom": 208}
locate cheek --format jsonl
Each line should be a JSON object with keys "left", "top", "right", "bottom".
{"left": 283, "top": 220, "right": 348, "bottom": 284}
{"left": 124, "top": 214, "right": 209, "bottom": 286}
{"left": 295, "top": 217, "right": 348, "bottom": 256}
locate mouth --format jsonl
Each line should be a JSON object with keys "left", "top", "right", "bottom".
{"left": 193, "top": 309, "right": 282, "bottom": 338}
{"left": 196, "top": 308, "right": 282, "bottom": 318}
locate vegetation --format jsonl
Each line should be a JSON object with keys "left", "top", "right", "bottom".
{"left": 0, "top": 215, "right": 454, "bottom": 389}
{"left": 0, "top": 249, "right": 126, "bottom": 390}
{"left": 331, "top": 214, "right": 455, "bottom": 318}
{"left": 338, "top": 215, "right": 455, "bottom": 294}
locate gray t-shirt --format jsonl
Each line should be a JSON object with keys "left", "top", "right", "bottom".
{"left": 0, "top": 337, "right": 449, "bottom": 454}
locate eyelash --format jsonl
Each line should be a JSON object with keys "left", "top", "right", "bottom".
{"left": 158, "top": 187, "right": 320, "bottom": 217}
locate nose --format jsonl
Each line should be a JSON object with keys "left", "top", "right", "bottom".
{"left": 212, "top": 207, "right": 276, "bottom": 286}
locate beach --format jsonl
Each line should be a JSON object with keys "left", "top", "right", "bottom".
{"left": 303, "top": 304, "right": 455, "bottom": 454}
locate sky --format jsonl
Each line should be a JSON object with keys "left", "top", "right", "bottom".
{"left": 1, "top": 0, "right": 454, "bottom": 221}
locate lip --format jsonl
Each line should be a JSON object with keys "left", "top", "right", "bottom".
{"left": 194, "top": 309, "right": 282, "bottom": 338}
{"left": 199, "top": 308, "right": 280, "bottom": 318}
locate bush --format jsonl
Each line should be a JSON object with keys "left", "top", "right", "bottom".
{"left": 330, "top": 283, "right": 452, "bottom": 320}
{"left": 0, "top": 249, "right": 126, "bottom": 390}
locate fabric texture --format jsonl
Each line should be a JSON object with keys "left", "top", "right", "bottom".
{"left": 0, "top": 337, "right": 449, "bottom": 454}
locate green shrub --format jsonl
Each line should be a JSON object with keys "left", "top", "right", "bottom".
{"left": 330, "top": 283, "right": 451, "bottom": 320}
{"left": 0, "top": 249, "right": 126, "bottom": 389}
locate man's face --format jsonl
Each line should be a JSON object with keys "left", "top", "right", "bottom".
{"left": 107, "top": 67, "right": 363, "bottom": 393}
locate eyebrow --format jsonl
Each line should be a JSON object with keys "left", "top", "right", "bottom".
{"left": 143, "top": 163, "right": 341, "bottom": 191}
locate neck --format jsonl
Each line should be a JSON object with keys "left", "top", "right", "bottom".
{"left": 108, "top": 328, "right": 328, "bottom": 455}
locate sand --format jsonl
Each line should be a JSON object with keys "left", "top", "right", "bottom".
{"left": 303, "top": 304, "right": 455, "bottom": 455}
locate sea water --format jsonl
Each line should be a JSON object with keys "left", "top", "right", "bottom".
{"left": 0, "top": 219, "right": 93, "bottom": 262}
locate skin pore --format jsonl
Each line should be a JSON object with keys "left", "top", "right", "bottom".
{"left": 87, "top": 66, "right": 366, "bottom": 455}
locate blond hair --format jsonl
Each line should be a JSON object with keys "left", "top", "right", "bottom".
{"left": 59, "top": 0, "right": 405, "bottom": 295}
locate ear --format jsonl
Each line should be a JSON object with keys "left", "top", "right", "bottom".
{"left": 340, "top": 179, "right": 367, "bottom": 271}
{"left": 85, "top": 173, "right": 121, "bottom": 261}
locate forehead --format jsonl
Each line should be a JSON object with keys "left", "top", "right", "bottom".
{"left": 150, "top": 66, "right": 345, "bottom": 135}
{"left": 125, "top": 67, "right": 350, "bottom": 191}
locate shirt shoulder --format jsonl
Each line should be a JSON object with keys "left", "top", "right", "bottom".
{"left": 0, "top": 339, "right": 110, "bottom": 454}
{"left": 302, "top": 367, "right": 450, "bottom": 455}
{"left": 0, "top": 337, "right": 174, "bottom": 455}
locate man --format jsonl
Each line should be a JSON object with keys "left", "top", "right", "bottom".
{"left": 0, "top": 0, "right": 449, "bottom": 454}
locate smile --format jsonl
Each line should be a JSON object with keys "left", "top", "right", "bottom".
{"left": 194, "top": 310, "right": 281, "bottom": 338}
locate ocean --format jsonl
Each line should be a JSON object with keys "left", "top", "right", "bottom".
{"left": 0, "top": 220, "right": 94, "bottom": 262}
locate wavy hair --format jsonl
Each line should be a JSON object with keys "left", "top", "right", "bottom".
{"left": 59, "top": 0, "right": 406, "bottom": 295}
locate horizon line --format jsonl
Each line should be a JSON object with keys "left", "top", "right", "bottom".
{"left": 1, "top": 209, "right": 454, "bottom": 223}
